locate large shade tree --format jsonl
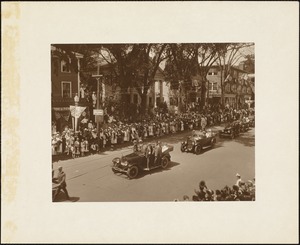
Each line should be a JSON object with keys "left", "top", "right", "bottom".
{"left": 99, "top": 44, "right": 168, "bottom": 115}
{"left": 164, "top": 43, "right": 198, "bottom": 111}
{"left": 164, "top": 43, "right": 224, "bottom": 110}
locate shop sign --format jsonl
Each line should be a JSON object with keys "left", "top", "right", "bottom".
{"left": 93, "top": 109, "right": 104, "bottom": 116}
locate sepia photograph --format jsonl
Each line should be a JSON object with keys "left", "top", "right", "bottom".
{"left": 51, "top": 43, "right": 255, "bottom": 202}
{"left": 2, "top": 2, "right": 298, "bottom": 244}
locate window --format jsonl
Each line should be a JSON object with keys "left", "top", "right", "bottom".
{"left": 209, "top": 82, "right": 217, "bottom": 91}
{"left": 61, "top": 59, "right": 71, "bottom": 73}
{"left": 225, "top": 83, "right": 231, "bottom": 93}
{"left": 156, "top": 96, "right": 161, "bottom": 106}
{"left": 133, "top": 94, "right": 138, "bottom": 104}
{"left": 61, "top": 82, "right": 72, "bottom": 98}
{"left": 149, "top": 97, "right": 153, "bottom": 106}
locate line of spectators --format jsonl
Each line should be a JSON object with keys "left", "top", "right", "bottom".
{"left": 51, "top": 108, "right": 254, "bottom": 158}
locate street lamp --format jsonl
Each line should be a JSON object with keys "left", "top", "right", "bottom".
{"left": 74, "top": 93, "right": 79, "bottom": 132}
{"left": 92, "top": 74, "right": 103, "bottom": 133}
{"left": 74, "top": 93, "right": 79, "bottom": 106}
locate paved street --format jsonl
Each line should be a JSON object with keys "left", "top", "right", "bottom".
{"left": 53, "top": 127, "right": 255, "bottom": 202}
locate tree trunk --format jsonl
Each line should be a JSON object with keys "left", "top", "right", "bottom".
{"left": 140, "top": 91, "right": 147, "bottom": 115}
{"left": 200, "top": 76, "right": 207, "bottom": 110}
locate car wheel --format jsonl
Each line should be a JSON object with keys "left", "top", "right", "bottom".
{"left": 195, "top": 145, "right": 202, "bottom": 155}
{"left": 161, "top": 156, "right": 169, "bottom": 169}
{"left": 127, "top": 166, "right": 139, "bottom": 179}
{"left": 180, "top": 144, "right": 185, "bottom": 152}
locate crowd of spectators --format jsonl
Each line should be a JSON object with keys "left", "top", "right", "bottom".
{"left": 175, "top": 174, "right": 255, "bottom": 202}
{"left": 51, "top": 107, "right": 254, "bottom": 159}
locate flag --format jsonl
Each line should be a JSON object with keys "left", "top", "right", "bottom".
{"left": 70, "top": 106, "right": 86, "bottom": 118}
{"left": 224, "top": 74, "right": 231, "bottom": 82}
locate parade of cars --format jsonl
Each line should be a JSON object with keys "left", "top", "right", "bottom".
{"left": 112, "top": 115, "right": 255, "bottom": 179}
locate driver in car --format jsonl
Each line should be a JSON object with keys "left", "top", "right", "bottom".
{"left": 133, "top": 139, "right": 139, "bottom": 152}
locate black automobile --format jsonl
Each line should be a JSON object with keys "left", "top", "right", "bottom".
{"left": 181, "top": 130, "right": 217, "bottom": 155}
{"left": 219, "top": 121, "right": 240, "bottom": 139}
{"left": 112, "top": 143, "right": 174, "bottom": 179}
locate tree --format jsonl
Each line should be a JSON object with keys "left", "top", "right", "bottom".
{"left": 100, "top": 44, "right": 168, "bottom": 115}
{"left": 165, "top": 43, "right": 231, "bottom": 111}
{"left": 164, "top": 43, "right": 198, "bottom": 112}
{"left": 195, "top": 43, "right": 226, "bottom": 110}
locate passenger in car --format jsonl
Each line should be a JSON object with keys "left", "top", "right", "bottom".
{"left": 145, "top": 143, "right": 154, "bottom": 170}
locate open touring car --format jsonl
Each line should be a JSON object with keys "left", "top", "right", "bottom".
{"left": 181, "top": 130, "right": 217, "bottom": 155}
{"left": 112, "top": 143, "right": 174, "bottom": 179}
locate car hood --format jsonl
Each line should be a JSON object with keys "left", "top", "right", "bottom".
{"left": 122, "top": 152, "right": 144, "bottom": 162}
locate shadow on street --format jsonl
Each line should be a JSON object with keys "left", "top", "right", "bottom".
{"left": 234, "top": 133, "right": 255, "bottom": 147}
{"left": 112, "top": 161, "right": 181, "bottom": 180}
{"left": 136, "top": 161, "right": 181, "bottom": 179}
{"left": 53, "top": 192, "right": 80, "bottom": 202}
{"left": 217, "top": 129, "right": 255, "bottom": 147}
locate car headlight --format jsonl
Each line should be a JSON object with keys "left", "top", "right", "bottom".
{"left": 114, "top": 158, "right": 120, "bottom": 164}
{"left": 121, "top": 161, "right": 128, "bottom": 166}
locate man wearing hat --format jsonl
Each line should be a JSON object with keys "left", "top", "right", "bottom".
{"left": 154, "top": 141, "right": 162, "bottom": 166}
{"left": 236, "top": 173, "right": 242, "bottom": 186}
{"left": 145, "top": 143, "right": 154, "bottom": 170}
{"left": 53, "top": 166, "right": 70, "bottom": 201}
{"left": 133, "top": 139, "right": 139, "bottom": 152}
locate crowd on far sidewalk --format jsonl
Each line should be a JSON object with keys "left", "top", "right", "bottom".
{"left": 51, "top": 106, "right": 255, "bottom": 160}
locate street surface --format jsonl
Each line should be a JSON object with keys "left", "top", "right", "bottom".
{"left": 53, "top": 127, "right": 255, "bottom": 202}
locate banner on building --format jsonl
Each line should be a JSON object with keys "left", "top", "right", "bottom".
{"left": 70, "top": 106, "right": 86, "bottom": 118}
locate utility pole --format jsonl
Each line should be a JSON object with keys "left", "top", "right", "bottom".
{"left": 92, "top": 66, "right": 103, "bottom": 134}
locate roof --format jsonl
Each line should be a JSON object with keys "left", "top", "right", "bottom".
{"left": 210, "top": 65, "right": 249, "bottom": 74}
{"left": 51, "top": 45, "right": 83, "bottom": 58}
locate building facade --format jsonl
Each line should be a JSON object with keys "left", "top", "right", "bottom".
{"left": 51, "top": 45, "right": 83, "bottom": 132}
{"left": 206, "top": 65, "right": 254, "bottom": 109}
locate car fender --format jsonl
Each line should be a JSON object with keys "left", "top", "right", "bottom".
{"left": 164, "top": 153, "right": 171, "bottom": 160}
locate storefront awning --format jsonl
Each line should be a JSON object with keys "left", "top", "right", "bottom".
{"left": 52, "top": 107, "right": 70, "bottom": 111}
